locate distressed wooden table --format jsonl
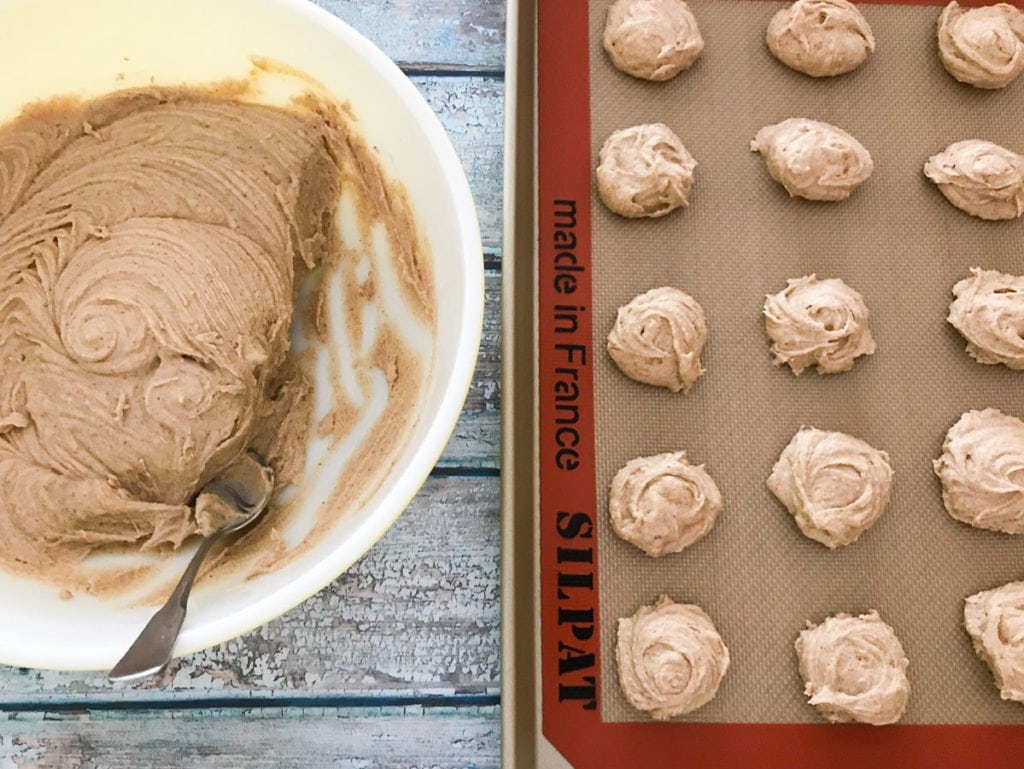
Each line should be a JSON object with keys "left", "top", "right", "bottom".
{"left": 0, "top": 2, "right": 505, "bottom": 767}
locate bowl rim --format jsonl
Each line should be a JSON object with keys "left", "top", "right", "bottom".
{"left": 0, "top": 0, "right": 485, "bottom": 671}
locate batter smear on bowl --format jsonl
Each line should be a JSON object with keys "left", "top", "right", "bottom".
{"left": 0, "top": 87, "right": 433, "bottom": 593}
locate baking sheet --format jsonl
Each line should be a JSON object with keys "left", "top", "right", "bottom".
{"left": 588, "top": 0, "right": 1024, "bottom": 725}
{"left": 508, "top": 1, "right": 1024, "bottom": 767}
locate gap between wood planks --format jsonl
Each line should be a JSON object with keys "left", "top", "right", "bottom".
{"left": 0, "top": 693, "right": 500, "bottom": 714}
{"left": 401, "top": 65, "right": 506, "bottom": 78}
{"left": 430, "top": 466, "right": 500, "bottom": 478}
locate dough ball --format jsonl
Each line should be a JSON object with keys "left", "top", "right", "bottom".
{"left": 796, "top": 610, "right": 910, "bottom": 725}
{"left": 597, "top": 123, "right": 697, "bottom": 218}
{"left": 617, "top": 595, "right": 730, "bottom": 719}
{"left": 767, "top": 0, "right": 875, "bottom": 77}
{"left": 948, "top": 268, "right": 1024, "bottom": 369}
{"left": 610, "top": 451, "right": 723, "bottom": 557}
{"left": 764, "top": 275, "right": 876, "bottom": 375}
{"left": 938, "top": 1, "right": 1024, "bottom": 89}
{"left": 768, "top": 428, "right": 893, "bottom": 548}
{"left": 924, "top": 140, "right": 1024, "bottom": 220}
{"left": 607, "top": 286, "right": 707, "bottom": 391}
{"left": 965, "top": 580, "right": 1024, "bottom": 703}
{"left": 603, "top": 0, "right": 704, "bottom": 81}
{"left": 751, "top": 118, "right": 873, "bottom": 201}
{"left": 934, "top": 408, "right": 1024, "bottom": 533}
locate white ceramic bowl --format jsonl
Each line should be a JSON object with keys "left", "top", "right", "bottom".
{"left": 0, "top": 0, "right": 483, "bottom": 670}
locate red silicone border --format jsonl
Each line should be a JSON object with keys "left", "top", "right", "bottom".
{"left": 537, "top": 1, "right": 1024, "bottom": 767}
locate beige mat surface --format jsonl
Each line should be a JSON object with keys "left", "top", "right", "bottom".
{"left": 589, "top": 0, "right": 1024, "bottom": 724}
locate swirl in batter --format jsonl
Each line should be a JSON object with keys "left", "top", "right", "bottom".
{"left": 948, "top": 268, "right": 1024, "bottom": 369}
{"left": 924, "top": 140, "right": 1024, "bottom": 221}
{"left": 965, "top": 580, "right": 1024, "bottom": 703}
{"left": 617, "top": 595, "right": 730, "bottom": 719}
{"left": 938, "top": 1, "right": 1024, "bottom": 89}
{"left": 767, "top": 0, "right": 875, "bottom": 77}
{"left": 607, "top": 286, "right": 708, "bottom": 391}
{"left": 0, "top": 88, "right": 380, "bottom": 590}
{"left": 763, "top": 275, "right": 876, "bottom": 375}
{"left": 934, "top": 408, "right": 1024, "bottom": 534}
{"left": 597, "top": 124, "right": 697, "bottom": 218}
{"left": 796, "top": 610, "right": 910, "bottom": 725}
{"left": 768, "top": 428, "right": 893, "bottom": 548}
{"left": 610, "top": 451, "right": 722, "bottom": 557}
{"left": 751, "top": 118, "right": 873, "bottom": 202}
{"left": 603, "top": 0, "right": 704, "bottom": 81}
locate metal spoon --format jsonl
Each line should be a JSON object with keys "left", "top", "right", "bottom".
{"left": 108, "top": 453, "right": 275, "bottom": 683}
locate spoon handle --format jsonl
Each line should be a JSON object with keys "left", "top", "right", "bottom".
{"left": 107, "top": 533, "right": 223, "bottom": 683}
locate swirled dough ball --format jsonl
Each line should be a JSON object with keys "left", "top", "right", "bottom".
{"left": 768, "top": 428, "right": 893, "bottom": 548}
{"left": 767, "top": 0, "right": 875, "bottom": 77}
{"left": 965, "top": 580, "right": 1024, "bottom": 703}
{"left": 617, "top": 595, "right": 730, "bottom": 719}
{"left": 603, "top": 0, "right": 704, "bottom": 81}
{"left": 751, "top": 119, "right": 873, "bottom": 201}
{"left": 607, "top": 287, "right": 707, "bottom": 391}
{"left": 938, "top": 1, "right": 1024, "bottom": 89}
{"left": 796, "top": 611, "right": 910, "bottom": 725}
{"left": 764, "top": 275, "right": 876, "bottom": 375}
{"left": 934, "top": 408, "right": 1024, "bottom": 533}
{"left": 597, "top": 124, "right": 697, "bottom": 218}
{"left": 924, "top": 140, "right": 1024, "bottom": 220}
{"left": 948, "top": 268, "right": 1024, "bottom": 369}
{"left": 610, "top": 452, "right": 723, "bottom": 557}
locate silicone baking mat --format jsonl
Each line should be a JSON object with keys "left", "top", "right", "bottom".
{"left": 533, "top": 0, "right": 1024, "bottom": 766}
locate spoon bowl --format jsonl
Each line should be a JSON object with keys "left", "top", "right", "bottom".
{"left": 107, "top": 454, "right": 275, "bottom": 682}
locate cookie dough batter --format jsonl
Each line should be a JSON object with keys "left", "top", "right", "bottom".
{"left": 751, "top": 118, "right": 873, "bottom": 201}
{"left": 768, "top": 428, "right": 893, "bottom": 548}
{"left": 934, "top": 408, "right": 1024, "bottom": 533}
{"left": 767, "top": 0, "right": 875, "bottom": 77}
{"left": 0, "top": 90, "right": 341, "bottom": 582}
{"left": 924, "top": 140, "right": 1024, "bottom": 220}
{"left": 597, "top": 123, "right": 697, "bottom": 218}
{"left": 607, "top": 287, "right": 707, "bottom": 391}
{"left": 965, "top": 580, "right": 1024, "bottom": 703}
{"left": 938, "top": 1, "right": 1024, "bottom": 89}
{"left": 617, "top": 595, "right": 730, "bottom": 719}
{"left": 948, "top": 268, "right": 1024, "bottom": 369}
{"left": 603, "top": 0, "right": 704, "bottom": 81}
{"left": 796, "top": 610, "right": 910, "bottom": 725}
{"left": 610, "top": 451, "right": 723, "bottom": 557}
{"left": 764, "top": 275, "right": 876, "bottom": 375}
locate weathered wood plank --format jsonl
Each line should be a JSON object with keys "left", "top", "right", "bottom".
{"left": 437, "top": 272, "right": 501, "bottom": 469}
{"left": 412, "top": 76, "right": 505, "bottom": 251}
{"left": 0, "top": 476, "right": 499, "bottom": 704}
{"left": 0, "top": 707, "right": 500, "bottom": 769}
{"left": 312, "top": 0, "right": 506, "bottom": 71}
